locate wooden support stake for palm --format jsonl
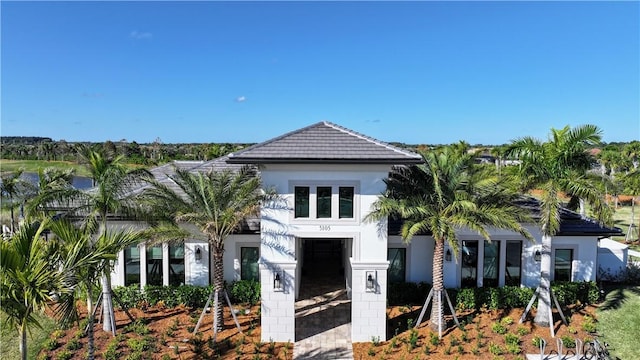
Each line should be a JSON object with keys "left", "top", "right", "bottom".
{"left": 193, "top": 288, "right": 243, "bottom": 339}
{"left": 414, "top": 288, "right": 459, "bottom": 338}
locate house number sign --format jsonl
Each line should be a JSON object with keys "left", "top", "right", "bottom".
{"left": 319, "top": 225, "right": 331, "bottom": 231}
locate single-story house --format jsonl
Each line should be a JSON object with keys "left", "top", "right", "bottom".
{"left": 106, "top": 121, "right": 621, "bottom": 342}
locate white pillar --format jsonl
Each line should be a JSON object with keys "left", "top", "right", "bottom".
{"left": 350, "top": 260, "right": 389, "bottom": 341}
{"left": 260, "top": 260, "right": 297, "bottom": 342}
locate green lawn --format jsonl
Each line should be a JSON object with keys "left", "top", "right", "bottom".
{"left": 0, "top": 312, "right": 58, "bottom": 360}
{"left": 0, "top": 159, "right": 91, "bottom": 177}
{"left": 596, "top": 285, "right": 640, "bottom": 359}
{"left": 611, "top": 204, "right": 640, "bottom": 251}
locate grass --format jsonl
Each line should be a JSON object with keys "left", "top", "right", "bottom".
{"left": 610, "top": 204, "right": 640, "bottom": 251}
{"left": 0, "top": 312, "right": 58, "bottom": 360}
{"left": 596, "top": 285, "right": 640, "bottom": 360}
{"left": 0, "top": 159, "right": 91, "bottom": 177}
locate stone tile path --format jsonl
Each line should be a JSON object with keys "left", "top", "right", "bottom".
{"left": 293, "top": 240, "right": 354, "bottom": 360}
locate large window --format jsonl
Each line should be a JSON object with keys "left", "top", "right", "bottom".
{"left": 169, "top": 244, "right": 185, "bottom": 286}
{"left": 388, "top": 248, "right": 406, "bottom": 283}
{"left": 124, "top": 245, "right": 140, "bottom": 286}
{"left": 483, "top": 241, "right": 500, "bottom": 287}
{"left": 554, "top": 249, "right": 573, "bottom": 282}
{"left": 461, "top": 241, "right": 478, "bottom": 287}
{"left": 339, "top": 187, "right": 354, "bottom": 218}
{"left": 316, "top": 187, "right": 332, "bottom": 218}
{"left": 241, "top": 247, "right": 260, "bottom": 281}
{"left": 505, "top": 241, "right": 522, "bottom": 286}
{"left": 294, "top": 187, "right": 310, "bottom": 218}
{"left": 146, "top": 245, "right": 163, "bottom": 286}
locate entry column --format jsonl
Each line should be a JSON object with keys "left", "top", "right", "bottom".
{"left": 350, "top": 260, "right": 389, "bottom": 342}
{"left": 259, "top": 260, "right": 297, "bottom": 342}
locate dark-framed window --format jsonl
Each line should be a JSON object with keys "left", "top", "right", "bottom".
{"left": 146, "top": 245, "right": 163, "bottom": 286}
{"left": 461, "top": 240, "right": 478, "bottom": 287}
{"left": 169, "top": 244, "right": 185, "bottom": 286}
{"left": 124, "top": 245, "right": 140, "bottom": 286}
{"left": 316, "top": 186, "right": 332, "bottom": 218}
{"left": 505, "top": 241, "right": 522, "bottom": 286}
{"left": 339, "top": 187, "right": 354, "bottom": 218}
{"left": 241, "top": 247, "right": 260, "bottom": 281}
{"left": 483, "top": 241, "right": 500, "bottom": 287}
{"left": 294, "top": 187, "right": 310, "bottom": 218}
{"left": 388, "top": 248, "right": 406, "bottom": 283}
{"left": 554, "top": 249, "right": 573, "bottom": 282}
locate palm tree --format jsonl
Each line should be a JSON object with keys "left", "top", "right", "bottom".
{"left": 27, "top": 144, "right": 152, "bottom": 334}
{"left": 0, "top": 221, "right": 71, "bottom": 360}
{"left": 367, "top": 146, "right": 532, "bottom": 337}
{"left": 505, "top": 124, "right": 612, "bottom": 328}
{"left": 46, "top": 219, "right": 146, "bottom": 360}
{"left": 140, "top": 166, "right": 263, "bottom": 332}
{"left": 1, "top": 169, "right": 31, "bottom": 233}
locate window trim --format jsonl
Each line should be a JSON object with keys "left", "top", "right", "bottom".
{"left": 288, "top": 181, "right": 360, "bottom": 224}
{"left": 552, "top": 247, "right": 576, "bottom": 282}
{"left": 387, "top": 247, "right": 407, "bottom": 283}
{"left": 235, "top": 241, "right": 261, "bottom": 281}
{"left": 240, "top": 246, "right": 260, "bottom": 281}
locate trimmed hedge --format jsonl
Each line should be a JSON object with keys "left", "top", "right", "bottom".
{"left": 112, "top": 280, "right": 261, "bottom": 310}
{"left": 388, "top": 281, "right": 600, "bottom": 310}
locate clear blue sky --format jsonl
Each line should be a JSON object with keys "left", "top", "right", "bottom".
{"left": 2, "top": 1, "right": 639, "bottom": 145}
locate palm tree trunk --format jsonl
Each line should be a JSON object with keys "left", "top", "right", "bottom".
{"left": 87, "top": 308, "right": 95, "bottom": 360}
{"left": 101, "top": 271, "right": 116, "bottom": 335}
{"left": 430, "top": 239, "right": 445, "bottom": 331}
{"left": 19, "top": 321, "right": 27, "bottom": 360}
{"left": 534, "top": 235, "right": 552, "bottom": 327}
{"left": 212, "top": 244, "right": 225, "bottom": 333}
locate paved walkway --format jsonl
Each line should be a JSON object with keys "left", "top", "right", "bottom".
{"left": 293, "top": 240, "right": 354, "bottom": 360}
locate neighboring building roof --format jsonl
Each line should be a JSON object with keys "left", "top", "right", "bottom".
{"left": 227, "top": 121, "right": 423, "bottom": 165}
{"left": 388, "top": 197, "right": 622, "bottom": 238}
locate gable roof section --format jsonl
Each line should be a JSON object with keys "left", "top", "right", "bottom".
{"left": 227, "top": 121, "right": 423, "bottom": 164}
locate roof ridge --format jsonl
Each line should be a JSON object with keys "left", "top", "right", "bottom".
{"left": 228, "top": 122, "right": 325, "bottom": 159}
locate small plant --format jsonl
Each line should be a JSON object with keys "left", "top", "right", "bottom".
{"left": 66, "top": 338, "right": 82, "bottom": 351}
{"left": 161, "top": 355, "right": 171, "bottom": 360}
{"left": 477, "top": 330, "right": 485, "bottom": 340}
{"left": 423, "top": 344, "right": 431, "bottom": 354}
{"left": 268, "top": 338, "right": 276, "bottom": 354}
{"left": 449, "top": 335, "right": 460, "bottom": 346}
{"left": 408, "top": 328, "right": 419, "bottom": 350}
{"left": 516, "top": 325, "right": 529, "bottom": 336}
{"left": 173, "top": 344, "right": 180, "bottom": 355}
{"left": 488, "top": 342, "right": 505, "bottom": 356}
{"left": 429, "top": 332, "right": 440, "bottom": 346}
{"left": 561, "top": 335, "right": 576, "bottom": 349}
{"left": 189, "top": 335, "right": 206, "bottom": 354}
{"left": 460, "top": 330, "right": 469, "bottom": 343}
{"left": 254, "top": 340, "right": 263, "bottom": 354}
{"left": 532, "top": 336, "right": 544, "bottom": 348}
{"left": 371, "top": 336, "right": 381, "bottom": 346}
{"left": 507, "top": 343, "right": 522, "bottom": 355}
{"left": 443, "top": 345, "right": 452, "bottom": 355}
{"left": 500, "top": 316, "right": 514, "bottom": 326}
{"left": 567, "top": 325, "right": 578, "bottom": 334}
{"left": 73, "top": 329, "right": 85, "bottom": 339}
{"left": 126, "top": 320, "right": 151, "bottom": 336}
{"left": 504, "top": 333, "right": 520, "bottom": 346}
{"left": 55, "top": 350, "right": 73, "bottom": 360}
{"left": 390, "top": 336, "right": 399, "bottom": 348}
{"left": 582, "top": 315, "right": 597, "bottom": 333}
{"left": 368, "top": 346, "right": 376, "bottom": 357}
{"left": 471, "top": 343, "right": 480, "bottom": 355}
{"left": 52, "top": 329, "right": 66, "bottom": 339}
{"left": 491, "top": 322, "right": 507, "bottom": 334}
{"left": 127, "top": 337, "right": 150, "bottom": 352}
{"left": 43, "top": 338, "right": 60, "bottom": 351}
{"left": 457, "top": 344, "right": 464, "bottom": 354}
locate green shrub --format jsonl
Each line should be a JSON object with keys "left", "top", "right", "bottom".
{"left": 504, "top": 333, "right": 520, "bottom": 346}
{"left": 43, "top": 338, "right": 60, "bottom": 351}
{"left": 488, "top": 342, "right": 504, "bottom": 356}
{"left": 228, "top": 280, "right": 261, "bottom": 305}
{"left": 582, "top": 315, "right": 597, "bottom": 333}
{"left": 66, "top": 338, "right": 82, "bottom": 351}
{"left": 561, "top": 335, "right": 576, "bottom": 349}
{"left": 491, "top": 322, "right": 507, "bottom": 334}
{"left": 55, "top": 350, "right": 72, "bottom": 360}
{"left": 516, "top": 326, "right": 529, "bottom": 336}
{"left": 531, "top": 336, "right": 544, "bottom": 348}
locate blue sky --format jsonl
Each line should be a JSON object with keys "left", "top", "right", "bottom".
{"left": 2, "top": 1, "right": 638, "bottom": 145}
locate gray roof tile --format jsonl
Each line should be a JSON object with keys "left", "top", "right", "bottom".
{"left": 227, "top": 121, "right": 422, "bottom": 164}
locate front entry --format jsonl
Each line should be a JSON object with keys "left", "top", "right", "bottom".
{"left": 294, "top": 238, "right": 352, "bottom": 349}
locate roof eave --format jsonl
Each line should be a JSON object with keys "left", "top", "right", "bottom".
{"left": 226, "top": 157, "right": 423, "bottom": 165}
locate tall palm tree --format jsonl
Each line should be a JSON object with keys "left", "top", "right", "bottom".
{"left": 140, "top": 166, "right": 263, "bottom": 332}
{"left": 1, "top": 169, "right": 31, "bottom": 233}
{"left": 27, "top": 144, "right": 152, "bottom": 334}
{"left": 367, "top": 146, "right": 532, "bottom": 336}
{"left": 46, "top": 219, "right": 146, "bottom": 360}
{"left": 505, "top": 124, "right": 612, "bottom": 327}
{"left": 0, "top": 221, "right": 71, "bottom": 360}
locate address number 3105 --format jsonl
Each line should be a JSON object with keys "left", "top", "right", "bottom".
{"left": 319, "top": 225, "right": 331, "bottom": 231}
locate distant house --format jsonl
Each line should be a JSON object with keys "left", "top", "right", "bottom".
{"left": 106, "top": 122, "right": 620, "bottom": 342}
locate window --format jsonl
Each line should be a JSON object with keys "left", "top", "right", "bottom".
{"left": 339, "top": 187, "right": 354, "bottom": 218}
{"left": 554, "top": 249, "right": 573, "bottom": 282}
{"left": 388, "top": 248, "right": 406, "bottom": 283}
{"left": 294, "top": 187, "right": 310, "bottom": 218}
{"left": 146, "top": 245, "right": 163, "bottom": 286}
{"left": 241, "top": 247, "right": 260, "bottom": 281}
{"left": 505, "top": 241, "right": 522, "bottom": 286}
{"left": 169, "top": 244, "right": 185, "bottom": 286}
{"left": 461, "top": 241, "right": 478, "bottom": 287}
{"left": 483, "top": 241, "right": 500, "bottom": 287}
{"left": 316, "top": 187, "right": 332, "bottom": 218}
{"left": 124, "top": 245, "right": 140, "bottom": 286}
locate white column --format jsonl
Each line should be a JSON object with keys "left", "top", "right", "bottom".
{"left": 350, "top": 260, "right": 389, "bottom": 341}
{"left": 163, "top": 243, "right": 170, "bottom": 286}
{"left": 260, "top": 260, "right": 297, "bottom": 342}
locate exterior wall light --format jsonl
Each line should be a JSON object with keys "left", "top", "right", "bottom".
{"left": 195, "top": 246, "right": 202, "bottom": 261}
{"left": 365, "top": 271, "right": 377, "bottom": 292}
{"left": 445, "top": 249, "right": 452, "bottom": 262}
{"left": 274, "top": 271, "right": 284, "bottom": 292}
{"left": 534, "top": 249, "right": 541, "bottom": 262}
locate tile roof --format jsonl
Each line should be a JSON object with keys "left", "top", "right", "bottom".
{"left": 227, "top": 121, "right": 423, "bottom": 164}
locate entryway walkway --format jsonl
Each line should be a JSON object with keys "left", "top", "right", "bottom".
{"left": 293, "top": 239, "right": 353, "bottom": 360}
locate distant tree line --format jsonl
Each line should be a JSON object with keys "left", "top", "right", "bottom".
{"left": 0, "top": 137, "right": 253, "bottom": 165}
